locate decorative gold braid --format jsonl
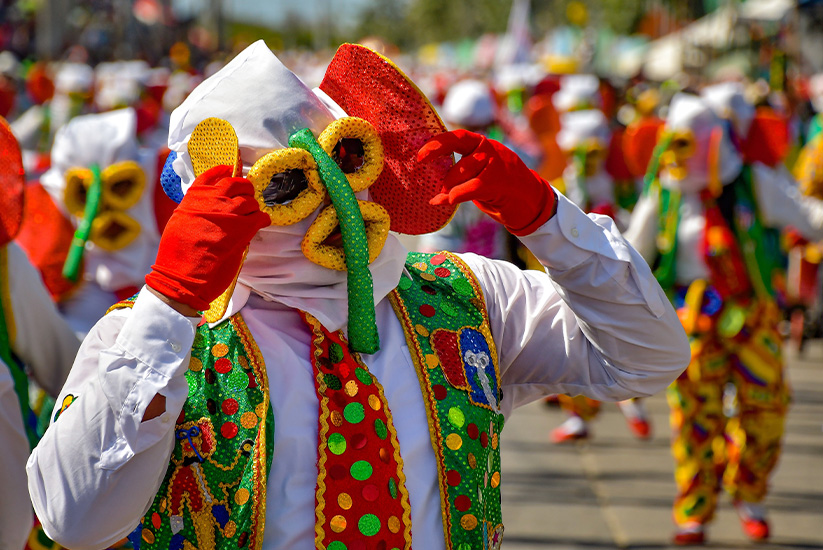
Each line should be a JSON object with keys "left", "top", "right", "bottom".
{"left": 232, "top": 314, "right": 271, "bottom": 550}
{"left": 347, "top": 340, "right": 413, "bottom": 549}
{"left": 388, "top": 289, "right": 453, "bottom": 547}
{"left": 301, "top": 313, "right": 331, "bottom": 549}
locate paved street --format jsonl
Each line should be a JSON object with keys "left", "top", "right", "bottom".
{"left": 500, "top": 340, "right": 823, "bottom": 550}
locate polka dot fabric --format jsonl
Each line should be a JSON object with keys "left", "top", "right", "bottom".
{"left": 302, "top": 312, "right": 412, "bottom": 550}
{"left": 390, "top": 252, "right": 505, "bottom": 550}
{"left": 319, "top": 43, "right": 456, "bottom": 236}
{"left": 113, "top": 304, "right": 275, "bottom": 550}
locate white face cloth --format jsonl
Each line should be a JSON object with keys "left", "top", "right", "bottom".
{"left": 168, "top": 40, "right": 409, "bottom": 332}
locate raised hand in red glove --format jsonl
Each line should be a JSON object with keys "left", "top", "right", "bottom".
{"left": 417, "top": 129, "right": 557, "bottom": 236}
{"left": 145, "top": 165, "right": 270, "bottom": 313}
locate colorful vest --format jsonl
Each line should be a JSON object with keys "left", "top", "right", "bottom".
{"left": 653, "top": 166, "right": 781, "bottom": 301}
{"left": 123, "top": 251, "right": 504, "bottom": 550}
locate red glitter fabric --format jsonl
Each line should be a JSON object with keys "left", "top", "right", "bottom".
{"left": 15, "top": 182, "right": 78, "bottom": 301}
{"left": 319, "top": 43, "right": 456, "bottom": 235}
{"left": 0, "top": 119, "right": 24, "bottom": 247}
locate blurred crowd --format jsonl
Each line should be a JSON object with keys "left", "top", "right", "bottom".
{"left": 1, "top": 8, "right": 823, "bottom": 547}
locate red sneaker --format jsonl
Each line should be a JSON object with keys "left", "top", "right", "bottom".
{"left": 735, "top": 500, "right": 770, "bottom": 541}
{"left": 626, "top": 417, "right": 652, "bottom": 440}
{"left": 672, "top": 530, "right": 706, "bottom": 546}
{"left": 672, "top": 524, "right": 705, "bottom": 546}
{"left": 550, "top": 425, "right": 589, "bottom": 443}
{"left": 741, "top": 518, "right": 770, "bottom": 541}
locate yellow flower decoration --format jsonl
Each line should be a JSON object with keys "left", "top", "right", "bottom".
{"left": 62, "top": 161, "right": 146, "bottom": 251}
{"left": 90, "top": 210, "right": 142, "bottom": 252}
{"left": 301, "top": 200, "right": 390, "bottom": 271}
{"left": 248, "top": 148, "right": 326, "bottom": 226}
{"left": 100, "top": 160, "right": 146, "bottom": 211}
{"left": 64, "top": 167, "right": 93, "bottom": 218}
{"left": 317, "top": 117, "right": 384, "bottom": 193}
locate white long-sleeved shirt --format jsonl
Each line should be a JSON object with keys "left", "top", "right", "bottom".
{"left": 28, "top": 194, "right": 690, "bottom": 550}
{"left": 0, "top": 242, "right": 81, "bottom": 550}
{"left": 625, "top": 163, "right": 823, "bottom": 285}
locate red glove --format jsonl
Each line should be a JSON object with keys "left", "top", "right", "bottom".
{"left": 145, "top": 165, "right": 270, "bottom": 312}
{"left": 417, "top": 129, "right": 557, "bottom": 236}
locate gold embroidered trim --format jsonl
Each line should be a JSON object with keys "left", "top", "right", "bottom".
{"left": 388, "top": 289, "right": 453, "bottom": 548}
{"left": 304, "top": 314, "right": 331, "bottom": 549}
{"left": 232, "top": 314, "right": 271, "bottom": 550}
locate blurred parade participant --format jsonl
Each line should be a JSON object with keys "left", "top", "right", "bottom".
{"left": 552, "top": 73, "right": 601, "bottom": 114}
{"left": 622, "top": 86, "right": 666, "bottom": 202}
{"left": 419, "top": 78, "right": 511, "bottom": 259}
{"left": 806, "top": 73, "right": 823, "bottom": 142}
{"left": 27, "top": 41, "right": 689, "bottom": 550}
{"left": 786, "top": 95, "right": 823, "bottom": 349}
{"left": 626, "top": 92, "right": 823, "bottom": 545}
{"left": 549, "top": 108, "right": 652, "bottom": 443}
{"left": 0, "top": 51, "right": 20, "bottom": 119}
{"left": 16, "top": 108, "right": 162, "bottom": 338}
{"left": 0, "top": 118, "right": 80, "bottom": 550}
{"left": 11, "top": 61, "right": 94, "bottom": 177}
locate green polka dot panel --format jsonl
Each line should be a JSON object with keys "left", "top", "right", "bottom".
{"left": 358, "top": 514, "right": 381, "bottom": 537}
{"left": 374, "top": 418, "right": 388, "bottom": 439}
{"left": 355, "top": 367, "right": 373, "bottom": 385}
{"left": 328, "top": 433, "right": 346, "bottom": 455}
{"left": 351, "top": 460, "right": 373, "bottom": 481}
{"left": 343, "top": 402, "right": 365, "bottom": 424}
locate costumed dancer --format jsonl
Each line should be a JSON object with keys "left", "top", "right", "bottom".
{"left": 28, "top": 42, "right": 689, "bottom": 550}
{"left": 626, "top": 92, "right": 823, "bottom": 545}
{"left": 785, "top": 82, "right": 823, "bottom": 348}
{"left": 548, "top": 108, "right": 653, "bottom": 443}
{"left": 11, "top": 61, "right": 94, "bottom": 173}
{"left": 16, "top": 108, "right": 162, "bottom": 338}
{"left": 0, "top": 119, "right": 80, "bottom": 550}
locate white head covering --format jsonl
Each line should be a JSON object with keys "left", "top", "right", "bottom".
{"left": 556, "top": 109, "right": 610, "bottom": 151}
{"left": 809, "top": 73, "right": 823, "bottom": 114}
{"left": 40, "top": 108, "right": 160, "bottom": 291}
{"left": 94, "top": 60, "right": 151, "bottom": 111}
{"left": 54, "top": 62, "right": 94, "bottom": 94}
{"left": 701, "top": 81, "right": 755, "bottom": 138}
{"left": 168, "top": 40, "right": 407, "bottom": 332}
{"left": 662, "top": 93, "right": 741, "bottom": 193}
{"left": 552, "top": 74, "right": 600, "bottom": 113}
{"left": 441, "top": 79, "right": 495, "bottom": 129}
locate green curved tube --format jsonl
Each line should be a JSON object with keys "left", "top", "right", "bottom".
{"left": 642, "top": 132, "right": 673, "bottom": 196}
{"left": 62, "top": 164, "right": 102, "bottom": 282}
{"left": 289, "top": 128, "right": 379, "bottom": 354}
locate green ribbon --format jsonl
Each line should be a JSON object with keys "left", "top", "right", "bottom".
{"left": 0, "top": 249, "right": 36, "bottom": 448}
{"left": 62, "top": 164, "right": 102, "bottom": 282}
{"left": 289, "top": 129, "right": 380, "bottom": 354}
{"left": 642, "top": 132, "right": 673, "bottom": 196}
